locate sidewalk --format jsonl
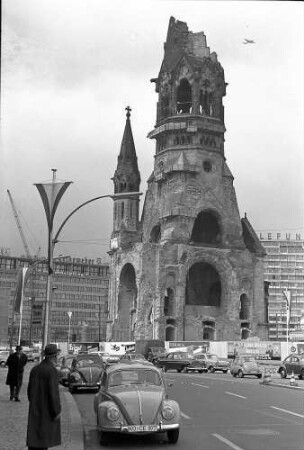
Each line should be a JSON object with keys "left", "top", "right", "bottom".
{"left": 0, "top": 364, "right": 84, "bottom": 450}
{"left": 259, "top": 365, "right": 304, "bottom": 390}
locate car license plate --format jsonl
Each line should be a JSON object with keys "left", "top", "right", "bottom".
{"left": 127, "top": 425, "right": 158, "bottom": 432}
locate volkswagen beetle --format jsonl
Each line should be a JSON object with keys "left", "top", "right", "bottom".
{"left": 67, "top": 353, "right": 105, "bottom": 393}
{"left": 230, "top": 355, "right": 262, "bottom": 378}
{"left": 93, "top": 360, "right": 180, "bottom": 445}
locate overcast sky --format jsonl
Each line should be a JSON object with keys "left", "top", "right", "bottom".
{"left": 1, "top": 0, "right": 303, "bottom": 262}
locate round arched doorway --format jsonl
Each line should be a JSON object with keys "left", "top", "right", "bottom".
{"left": 116, "top": 263, "right": 137, "bottom": 341}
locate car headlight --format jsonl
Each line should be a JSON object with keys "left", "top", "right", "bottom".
{"left": 107, "top": 406, "right": 120, "bottom": 421}
{"left": 162, "top": 405, "right": 175, "bottom": 420}
{"left": 70, "top": 372, "right": 82, "bottom": 382}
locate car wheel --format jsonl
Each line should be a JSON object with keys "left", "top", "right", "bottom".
{"left": 279, "top": 368, "right": 287, "bottom": 379}
{"left": 177, "top": 369, "right": 182, "bottom": 373}
{"left": 223, "top": 370, "right": 228, "bottom": 374}
{"left": 257, "top": 374, "right": 262, "bottom": 379}
{"left": 300, "top": 369, "right": 304, "bottom": 380}
{"left": 237, "top": 370, "right": 244, "bottom": 378}
{"left": 167, "top": 428, "right": 179, "bottom": 444}
{"left": 209, "top": 366, "right": 215, "bottom": 373}
{"left": 99, "top": 430, "right": 110, "bottom": 446}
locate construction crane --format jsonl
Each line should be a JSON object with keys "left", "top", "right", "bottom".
{"left": 7, "top": 189, "right": 32, "bottom": 258}
{"left": 7, "top": 189, "right": 42, "bottom": 345}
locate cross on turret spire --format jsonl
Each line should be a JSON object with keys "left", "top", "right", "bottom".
{"left": 125, "top": 105, "right": 132, "bottom": 119}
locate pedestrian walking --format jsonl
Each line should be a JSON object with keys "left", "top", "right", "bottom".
{"left": 26, "top": 343, "right": 61, "bottom": 450}
{"left": 5, "top": 344, "right": 28, "bottom": 401}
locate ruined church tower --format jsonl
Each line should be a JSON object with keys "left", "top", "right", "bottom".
{"left": 107, "top": 17, "right": 267, "bottom": 343}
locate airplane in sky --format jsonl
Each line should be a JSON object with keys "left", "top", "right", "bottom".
{"left": 243, "top": 38, "right": 255, "bottom": 45}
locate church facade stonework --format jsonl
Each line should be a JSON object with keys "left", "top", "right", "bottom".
{"left": 107, "top": 17, "right": 268, "bottom": 343}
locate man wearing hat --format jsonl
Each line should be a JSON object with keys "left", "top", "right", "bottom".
{"left": 5, "top": 345, "right": 28, "bottom": 401}
{"left": 26, "top": 344, "right": 62, "bottom": 450}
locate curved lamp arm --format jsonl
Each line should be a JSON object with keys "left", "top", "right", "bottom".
{"left": 53, "top": 191, "right": 141, "bottom": 244}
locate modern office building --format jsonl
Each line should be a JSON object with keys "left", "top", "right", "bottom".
{"left": 260, "top": 232, "right": 304, "bottom": 341}
{"left": 0, "top": 254, "right": 110, "bottom": 347}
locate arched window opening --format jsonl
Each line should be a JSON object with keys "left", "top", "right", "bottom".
{"left": 186, "top": 262, "right": 221, "bottom": 307}
{"left": 164, "top": 288, "right": 174, "bottom": 316}
{"left": 120, "top": 179, "right": 127, "bottom": 192}
{"left": 176, "top": 78, "right": 192, "bottom": 114}
{"left": 203, "top": 160, "right": 212, "bottom": 173}
{"left": 191, "top": 211, "right": 221, "bottom": 244}
{"left": 241, "top": 322, "right": 250, "bottom": 339}
{"left": 162, "top": 95, "right": 170, "bottom": 118}
{"left": 202, "top": 320, "right": 215, "bottom": 340}
{"left": 239, "top": 294, "right": 250, "bottom": 320}
{"left": 200, "top": 90, "right": 213, "bottom": 116}
{"left": 150, "top": 225, "right": 161, "bottom": 243}
{"left": 114, "top": 264, "right": 137, "bottom": 341}
{"left": 165, "top": 326, "right": 175, "bottom": 341}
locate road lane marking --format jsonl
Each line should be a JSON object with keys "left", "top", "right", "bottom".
{"left": 225, "top": 391, "right": 247, "bottom": 399}
{"left": 191, "top": 382, "right": 210, "bottom": 388}
{"left": 270, "top": 406, "right": 304, "bottom": 418}
{"left": 180, "top": 411, "right": 191, "bottom": 420}
{"left": 212, "top": 433, "right": 245, "bottom": 450}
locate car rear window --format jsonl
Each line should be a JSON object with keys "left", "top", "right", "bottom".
{"left": 76, "top": 356, "right": 103, "bottom": 367}
{"left": 243, "top": 356, "right": 255, "bottom": 362}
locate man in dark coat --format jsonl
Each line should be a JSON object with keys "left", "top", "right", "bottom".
{"left": 5, "top": 345, "right": 28, "bottom": 401}
{"left": 26, "top": 344, "right": 61, "bottom": 450}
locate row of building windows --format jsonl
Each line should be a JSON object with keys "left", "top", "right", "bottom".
{"left": 52, "top": 292, "right": 105, "bottom": 301}
{"left": 52, "top": 285, "right": 106, "bottom": 293}
{"left": 0, "top": 258, "right": 110, "bottom": 275}
{"left": 51, "top": 318, "right": 100, "bottom": 326}
{"left": 0, "top": 276, "right": 108, "bottom": 289}
{"left": 55, "top": 276, "right": 108, "bottom": 285}
{"left": 267, "top": 275, "right": 304, "bottom": 281}
{"left": 52, "top": 310, "right": 101, "bottom": 318}
{"left": 53, "top": 301, "right": 101, "bottom": 309}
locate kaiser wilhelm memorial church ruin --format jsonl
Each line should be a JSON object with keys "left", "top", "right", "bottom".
{"left": 106, "top": 17, "right": 267, "bottom": 343}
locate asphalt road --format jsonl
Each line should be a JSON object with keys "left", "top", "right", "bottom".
{"left": 73, "top": 372, "right": 304, "bottom": 450}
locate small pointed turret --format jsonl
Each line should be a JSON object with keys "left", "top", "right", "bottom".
{"left": 113, "top": 106, "right": 140, "bottom": 193}
{"left": 111, "top": 107, "right": 141, "bottom": 246}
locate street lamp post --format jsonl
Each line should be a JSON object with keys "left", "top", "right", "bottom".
{"left": 67, "top": 311, "right": 72, "bottom": 350}
{"left": 35, "top": 169, "right": 141, "bottom": 351}
{"left": 283, "top": 289, "right": 291, "bottom": 356}
{"left": 35, "top": 169, "right": 72, "bottom": 350}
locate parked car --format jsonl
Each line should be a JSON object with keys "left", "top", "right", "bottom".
{"left": 31, "top": 348, "right": 41, "bottom": 361}
{"left": 119, "top": 353, "right": 145, "bottom": 361}
{"left": 147, "top": 347, "right": 167, "bottom": 364}
{"left": 106, "top": 354, "right": 120, "bottom": 364}
{"left": 186, "top": 353, "right": 230, "bottom": 373}
{"left": 154, "top": 351, "right": 192, "bottom": 372}
{"left": 23, "top": 348, "right": 40, "bottom": 362}
{"left": 93, "top": 359, "right": 180, "bottom": 445}
{"left": 230, "top": 355, "right": 262, "bottom": 378}
{"left": 66, "top": 353, "right": 105, "bottom": 393}
{"left": 277, "top": 354, "right": 304, "bottom": 379}
{"left": 56, "top": 355, "right": 75, "bottom": 386}
{"left": 0, "top": 350, "right": 10, "bottom": 367}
